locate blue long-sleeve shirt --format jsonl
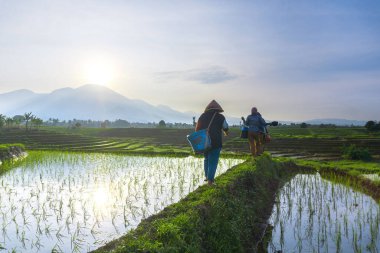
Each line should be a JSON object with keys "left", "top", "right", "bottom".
{"left": 246, "top": 113, "right": 266, "bottom": 133}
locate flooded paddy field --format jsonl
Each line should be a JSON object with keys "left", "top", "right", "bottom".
{"left": 267, "top": 173, "right": 380, "bottom": 253}
{"left": 0, "top": 151, "right": 243, "bottom": 252}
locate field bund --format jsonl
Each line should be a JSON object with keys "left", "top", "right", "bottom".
{"left": 0, "top": 144, "right": 26, "bottom": 165}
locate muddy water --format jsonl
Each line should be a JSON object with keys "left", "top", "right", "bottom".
{"left": 267, "top": 173, "right": 380, "bottom": 253}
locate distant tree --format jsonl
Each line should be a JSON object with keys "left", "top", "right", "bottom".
{"left": 74, "top": 122, "right": 81, "bottom": 128}
{"left": 365, "top": 121, "right": 377, "bottom": 131}
{"left": 24, "top": 112, "right": 33, "bottom": 131}
{"left": 52, "top": 118, "right": 59, "bottom": 126}
{"left": 5, "top": 117, "right": 14, "bottom": 128}
{"left": 319, "top": 123, "right": 336, "bottom": 128}
{"left": 158, "top": 120, "right": 166, "bottom": 128}
{"left": 0, "top": 114, "right": 5, "bottom": 128}
{"left": 113, "top": 119, "right": 130, "bottom": 128}
{"left": 300, "top": 122, "right": 308, "bottom": 128}
{"left": 31, "top": 117, "right": 43, "bottom": 129}
{"left": 193, "top": 117, "right": 196, "bottom": 127}
{"left": 13, "top": 115, "right": 25, "bottom": 128}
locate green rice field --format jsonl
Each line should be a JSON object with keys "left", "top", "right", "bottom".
{"left": 268, "top": 173, "right": 380, "bottom": 252}
{"left": 0, "top": 126, "right": 379, "bottom": 252}
{"left": 1, "top": 126, "right": 379, "bottom": 160}
{"left": 0, "top": 151, "right": 243, "bottom": 252}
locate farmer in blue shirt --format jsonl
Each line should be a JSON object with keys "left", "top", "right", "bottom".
{"left": 195, "top": 100, "right": 229, "bottom": 185}
{"left": 246, "top": 107, "right": 267, "bottom": 157}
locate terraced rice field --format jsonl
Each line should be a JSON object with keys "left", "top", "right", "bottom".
{"left": 226, "top": 137, "right": 380, "bottom": 160}
{"left": 1, "top": 127, "right": 379, "bottom": 160}
{"left": 0, "top": 129, "right": 187, "bottom": 155}
{"left": 1, "top": 127, "right": 379, "bottom": 252}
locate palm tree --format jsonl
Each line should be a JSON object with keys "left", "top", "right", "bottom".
{"left": 5, "top": 117, "right": 14, "bottom": 128}
{"left": 24, "top": 112, "right": 33, "bottom": 131}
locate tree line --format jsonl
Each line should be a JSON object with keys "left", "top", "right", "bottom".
{"left": 0, "top": 112, "right": 43, "bottom": 130}
{"left": 0, "top": 113, "right": 193, "bottom": 130}
{"left": 365, "top": 121, "right": 380, "bottom": 132}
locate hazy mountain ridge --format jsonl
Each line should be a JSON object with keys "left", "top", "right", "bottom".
{"left": 0, "top": 85, "right": 194, "bottom": 123}
{"left": 0, "top": 85, "right": 367, "bottom": 126}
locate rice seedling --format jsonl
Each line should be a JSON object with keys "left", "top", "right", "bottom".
{"left": 0, "top": 151, "right": 243, "bottom": 252}
{"left": 268, "top": 173, "right": 380, "bottom": 252}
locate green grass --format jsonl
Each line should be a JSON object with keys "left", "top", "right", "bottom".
{"left": 0, "top": 143, "right": 25, "bottom": 152}
{"left": 288, "top": 158, "right": 380, "bottom": 174}
{"left": 342, "top": 144, "right": 372, "bottom": 161}
{"left": 0, "top": 143, "right": 26, "bottom": 173}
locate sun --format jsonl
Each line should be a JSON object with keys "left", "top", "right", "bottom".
{"left": 82, "top": 57, "right": 116, "bottom": 86}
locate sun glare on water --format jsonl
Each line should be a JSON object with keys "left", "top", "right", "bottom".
{"left": 93, "top": 187, "right": 111, "bottom": 209}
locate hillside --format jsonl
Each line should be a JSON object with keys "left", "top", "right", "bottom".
{"left": 0, "top": 85, "right": 193, "bottom": 123}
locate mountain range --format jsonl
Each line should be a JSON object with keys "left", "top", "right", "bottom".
{"left": 0, "top": 84, "right": 194, "bottom": 123}
{"left": 0, "top": 84, "right": 367, "bottom": 126}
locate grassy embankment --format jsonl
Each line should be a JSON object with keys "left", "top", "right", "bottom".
{"left": 0, "top": 143, "right": 25, "bottom": 154}
{"left": 0, "top": 143, "right": 25, "bottom": 158}
{"left": 0, "top": 143, "right": 26, "bottom": 172}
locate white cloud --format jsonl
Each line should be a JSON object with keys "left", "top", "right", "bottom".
{"left": 155, "top": 66, "right": 237, "bottom": 84}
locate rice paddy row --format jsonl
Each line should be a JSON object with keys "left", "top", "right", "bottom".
{"left": 0, "top": 129, "right": 189, "bottom": 156}
{"left": 1, "top": 127, "right": 379, "bottom": 160}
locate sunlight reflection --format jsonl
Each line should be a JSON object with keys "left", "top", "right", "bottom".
{"left": 93, "top": 186, "right": 111, "bottom": 210}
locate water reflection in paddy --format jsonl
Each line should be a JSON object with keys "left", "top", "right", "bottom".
{"left": 0, "top": 152, "right": 243, "bottom": 253}
{"left": 268, "top": 173, "right": 380, "bottom": 253}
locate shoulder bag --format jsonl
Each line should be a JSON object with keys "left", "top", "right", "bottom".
{"left": 187, "top": 113, "right": 217, "bottom": 154}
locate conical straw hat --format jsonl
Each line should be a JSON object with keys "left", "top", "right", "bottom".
{"left": 204, "top": 100, "right": 224, "bottom": 112}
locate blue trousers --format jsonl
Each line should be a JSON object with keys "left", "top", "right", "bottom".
{"left": 204, "top": 147, "right": 221, "bottom": 181}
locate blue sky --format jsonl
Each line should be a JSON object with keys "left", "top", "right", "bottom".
{"left": 0, "top": 0, "right": 379, "bottom": 121}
